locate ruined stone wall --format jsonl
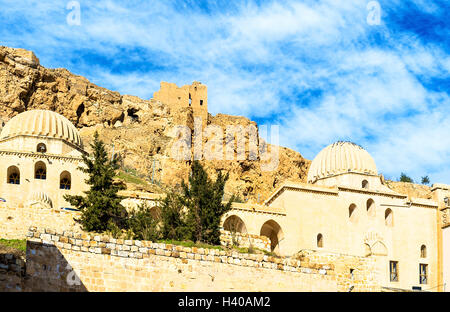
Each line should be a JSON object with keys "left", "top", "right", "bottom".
{"left": 23, "top": 227, "right": 381, "bottom": 292}
{"left": 219, "top": 229, "right": 271, "bottom": 252}
{"left": 153, "top": 81, "right": 208, "bottom": 124}
{"left": 0, "top": 203, "right": 81, "bottom": 239}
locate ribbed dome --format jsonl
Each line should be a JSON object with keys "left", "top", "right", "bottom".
{"left": 0, "top": 110, "right": 82, "bottom": 148}
{"left": 307, "top": 141, "right": 378, "bottom": 183}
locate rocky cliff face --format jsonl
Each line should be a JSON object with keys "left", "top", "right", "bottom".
{"left": 0, "top": 46, "right": 310, "bottom": 202}
{"left": 384, "top": 181, "right": 433, "bottom": 200}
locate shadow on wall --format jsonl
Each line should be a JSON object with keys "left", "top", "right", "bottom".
{"left": 25, "top": 241, "right": 87, "bottom": 292}
{"left": 0, "top": 251, "right": 25, "bottom": 292}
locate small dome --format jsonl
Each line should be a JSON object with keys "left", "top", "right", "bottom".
{"left": 307, "top": 141, "right": 378, "bottom": 183}
{"left": 0, "top": 110, "right": 82, "bottom": 148}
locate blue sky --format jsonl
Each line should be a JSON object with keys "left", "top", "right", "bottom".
{"left": 0, "top": 0, "right": 449, "bottom": 184}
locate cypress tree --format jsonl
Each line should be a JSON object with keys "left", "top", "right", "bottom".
{"left": 64, "top": 131, "right": 128, "bottom": 233}
{"left": 158, "top": 191, "right": 189, "bottom": 240}
{"left": 181, "top": 161, "right": 233, "bottom": 245}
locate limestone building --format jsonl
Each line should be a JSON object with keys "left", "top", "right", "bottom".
{"left": 0, "top": 110, "right": 88, "bottom": 210}
{"left": 221, "top": 141, "right": 448, "bottom": 291}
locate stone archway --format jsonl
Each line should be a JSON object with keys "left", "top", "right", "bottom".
{"left": 149, "top": 206, "right": 161, "bottom": 220}
{"left": 223, "top": 215, "right": 248, "bottom": 234}
{"left": 260, "top": 220, "right": 284, "bottom": 254}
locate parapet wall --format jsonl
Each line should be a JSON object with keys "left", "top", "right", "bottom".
{"left": 24, "top": 227, "right": 380, "bottom": 292}
{"left": 0, "top": 203, "right": 268, "bottom": 253}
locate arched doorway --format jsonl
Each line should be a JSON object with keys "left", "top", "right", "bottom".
{"left": 260, "top": 220, "right": 284, "bottom": 254}
{"left": 223, "top": 215, "right": 247, "bottom": 234}
{"left": 149, "top": 206, "right": 161, "bottom": 220}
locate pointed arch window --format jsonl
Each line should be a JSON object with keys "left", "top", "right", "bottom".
{"left": 35, "top": 161, "right": 47, "bottom": 180}
{"left": 362, "top": 180, "right": 369, "bottom": 189}
{"left": 367, "top": 199, "right": 376, "bottom": 217}
{"left": 37, "top": 143, "right": 47, "bottom": 153}
{"left": 385, "top": 209, "right": 393, "bottom": 227}
{"left": 60, "top": 171, "right": 71, "bottom": 190}
{"left": 349, "top": 204, "right": 357, "bottom": 223}
{"left": 317, "top": 233, "right": 323, "bottom": 248}
{"left": 420, "top": 245, "right": 427, "bottom": 258}
{"left": 7, "top": 166, "right": 20, "bottom": 184}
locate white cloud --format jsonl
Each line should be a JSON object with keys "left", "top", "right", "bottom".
{"left": 0, "top": 0, "right": 448, "bottom": 183}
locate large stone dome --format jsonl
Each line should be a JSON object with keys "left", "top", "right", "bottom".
{"left": 0, "top": 110, "right": 82, "bottom": 148}
{"left": 307, "top": 141, "right": 378, "bottom": 183}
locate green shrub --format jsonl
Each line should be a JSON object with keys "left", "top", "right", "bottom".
{"left": 0, "top": 238, "right": 26, "bottom": 252}
{"left": 399, "top": 172, "right": 414, "bottom": 183}
{"left": 127, "top": 203, "right": 161, "bottom": 241}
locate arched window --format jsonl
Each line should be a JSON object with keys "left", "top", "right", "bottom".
{"left": 36, "top": 143, "right": 47, "bottom": 153}
{"left": 367, "top": 199, "right": 376, "bottom": 217}
{"left": 35, "top": 161, "right": 46, "bottom": 180}
{"left": 420, "top": 245, "right": 427, "bottom": 258}
{"left": 385, "top": 209, "right": 393, "bottom": 227}
{"left": 349, "top": 204, "right": 357, "bottom": 223}
{"left": 7, "top": 166, "right": 20, "bottom": 184}
{"left": 60, "top": 171, "right": 71, "bottom": 190}
{"left": 362, "top": 180, "right": 369, "bottom": 189}
{"left": 317, "top": 234, "right": 323, "bottom": 248}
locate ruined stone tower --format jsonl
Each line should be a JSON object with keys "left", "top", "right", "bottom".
{"left": 153, "top": 81, "right": 208, "bottom": 124}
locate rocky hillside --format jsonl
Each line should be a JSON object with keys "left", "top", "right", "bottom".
{"left": 0, "top": 46, "right": 310, "bottom": 202}
{"left": 384, "top": 181, "right": 433, "bottom": 200}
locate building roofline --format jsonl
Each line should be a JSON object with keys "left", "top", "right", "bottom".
{"left": 263, "top": 180, "right": 414, "bottom": 207}
{"left": 264, "top": 182, "right": 339, "bottom": 206}
{"left": 407, "top": 198, "right": 438, "bottom": 208}
{"left": 118, "top": 191, "right": 163, "bottom": 200}
{"left": 229, "top": 202, "right": 286, "bottom": 216}
{"left": 431, "top": 183, "right": 450, "bottom": 192}
{"left": 337, "top": 186, "right": 407, "bottom": 199}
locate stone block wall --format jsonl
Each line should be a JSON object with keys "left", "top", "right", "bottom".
{"left": 0, "top": 203, "right": 81, "bottom": 239}
{"left": 23, "top": 227, "right": 381, "bottom": 292}
{"left": 220, "top": 230, "right": 271, "bottom": 252}
{"left": 295, "top": 250, "right": 381, "bottom": 292}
